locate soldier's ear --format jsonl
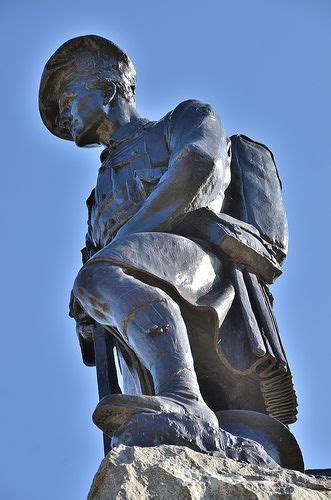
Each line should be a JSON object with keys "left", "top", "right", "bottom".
{"left": 103, "top": 80, "right": 117, "bottom": 105}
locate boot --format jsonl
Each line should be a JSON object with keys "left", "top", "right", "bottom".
{"left": 93, "top": 295, "right": 219, "bottom": 434}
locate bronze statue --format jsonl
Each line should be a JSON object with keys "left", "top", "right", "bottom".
{"left": 39, "top": 35, "right": 303, "bottom": 470}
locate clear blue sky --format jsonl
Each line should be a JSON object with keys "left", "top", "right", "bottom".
{"left": 1, "top": 0, "right": 330, "bottom": 498}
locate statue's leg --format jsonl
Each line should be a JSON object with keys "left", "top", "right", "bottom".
{"left": 73, "top": 260, "right": 278, "bottom": 467}
{"left": 73, "top": 261, "right": 218, "bottom": 421}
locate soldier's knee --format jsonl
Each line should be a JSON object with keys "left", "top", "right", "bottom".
{"left": 73, "top": 262, "right": 117, "bottom": 324}
{"left": 74, "top": 266, "right": 92, "bottom": 300}
{"left": 73, "top": 262, "right": 106, "bottom": 303}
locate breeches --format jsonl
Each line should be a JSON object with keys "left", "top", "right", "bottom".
{"left": 76, "top": 231, "right": 223, "bottom": 307}
{"left": 73, "top": 261, "right": 182, "bottom": 339}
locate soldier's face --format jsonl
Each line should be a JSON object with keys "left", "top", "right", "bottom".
{"left": 58, "top": 77, "right": 112, "bottom": 147}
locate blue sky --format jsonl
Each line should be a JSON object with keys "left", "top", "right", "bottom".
{"left": 1, "top": 0, "right": 330, "bottom": 498}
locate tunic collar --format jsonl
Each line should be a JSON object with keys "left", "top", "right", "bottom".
{"left": 99, "top": 118, "right": 150, "bottom": 163}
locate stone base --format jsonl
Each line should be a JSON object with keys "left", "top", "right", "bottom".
{"left": 88, "top": 445, "right": 331, "bottom": 499}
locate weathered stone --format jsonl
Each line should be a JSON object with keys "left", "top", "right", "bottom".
{"left": 88, "top": 445, "right": 331, "bottom": 499}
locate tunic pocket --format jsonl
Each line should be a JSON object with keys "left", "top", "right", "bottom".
{"left": 133, "top": 167, "right": 167, "bottom": 199}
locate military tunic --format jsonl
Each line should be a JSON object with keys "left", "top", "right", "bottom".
{"left": 83, "top": 99, "right": 229, "bottom": 257}
{"left": 80, "top": 99, "right": 297, "bottom": 424}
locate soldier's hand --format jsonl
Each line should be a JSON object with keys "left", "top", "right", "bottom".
{"left": 75, "top": 321, "right": 95, "bottom": 341}
{"left": 69, "top": 290, "right": 95, "bottom": 341}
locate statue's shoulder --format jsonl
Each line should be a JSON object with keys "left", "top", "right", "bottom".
{"left": 167, "top": 99, "right": 217, "bottom": 122}
{"left": 161, "top": 100, "right": 218, "bottom": 141}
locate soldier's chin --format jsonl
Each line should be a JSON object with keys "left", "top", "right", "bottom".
{"left": 73, "top": 126, "right": 100, "bottom": 148}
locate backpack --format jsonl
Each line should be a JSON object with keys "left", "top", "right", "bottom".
{"left": 228, "top": 135, "right": 288, "bottom": 264}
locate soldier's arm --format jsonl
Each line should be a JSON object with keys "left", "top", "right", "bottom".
{"left": 113, "top": 100, "right": 231, "bottom": 240}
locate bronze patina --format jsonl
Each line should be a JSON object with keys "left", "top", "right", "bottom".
{"left": 39, "top": 35, "right": 303, "bottom": 470}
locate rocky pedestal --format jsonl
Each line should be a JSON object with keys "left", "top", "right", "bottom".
{"left": 88, "top": 445, "right": 331, "bottom": 499}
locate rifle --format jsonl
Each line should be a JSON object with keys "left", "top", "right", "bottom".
{"left": 92, "top": 324, "right": 121, "bottom": 455}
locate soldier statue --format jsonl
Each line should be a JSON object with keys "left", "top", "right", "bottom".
{"left": 39, "top": 35, "right": 303, "bottom": 470}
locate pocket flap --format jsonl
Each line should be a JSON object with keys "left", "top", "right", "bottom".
{"left": 134, "top": 167, "right": 167, "bottom": 183}
{"left": 134, "top": 167, "right": 167, "bottom": 197}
